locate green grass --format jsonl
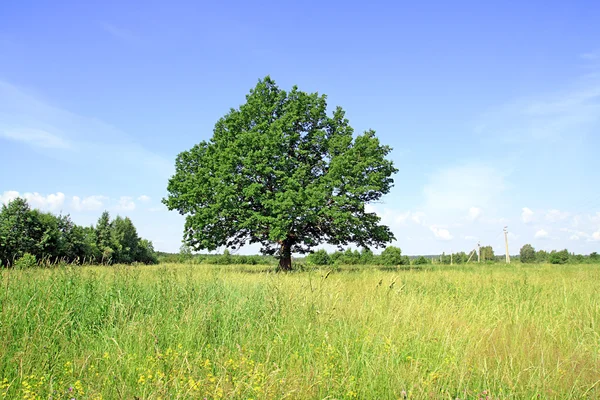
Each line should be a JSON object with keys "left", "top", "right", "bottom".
{"left": 1, "top": 263, "right": 599, "bottom": 399}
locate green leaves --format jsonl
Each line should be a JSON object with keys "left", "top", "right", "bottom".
{"left": 164, "top": 77, "right": 398, "bottom": 265}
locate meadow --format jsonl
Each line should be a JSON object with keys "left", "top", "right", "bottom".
{"left": 1, "top": 262, "right": 599, "bottom": 399}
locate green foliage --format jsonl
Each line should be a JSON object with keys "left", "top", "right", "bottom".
{"left": 549, "top": 249, "right": 569, "bottom": 265}
{"left": 413, "top": 256, "right": 430, "bottom": 265}
{"left": 536, "top": 250, "right": 548, "bottom": 263}
{"left": 0, "top": 198, "right": 157, "bottom": 267}
{"left": 360, "top": 247, "right": 374, "bottom": 265}
{"left": 306, "top": 249, "right": 332, "bottom": 265}
{"left": 14, "top": 252, "right": 37, "bottom": 269}
{"left": 590, "top": 252, "right": 599, "bottom": 261}
{"left": 335, "top": 249, "right": 362, "bottom": 265}
{"left": 163, "top": 77, "right": 397, "bottom": 269}
{"left": 479, "top": 245, "right": 495, "bottom": 262}
{"left": 380, "top": 246, "right": 403, "bottom": 266}
{"left": 520, "top": 244, "right": 536, "bottom": 263}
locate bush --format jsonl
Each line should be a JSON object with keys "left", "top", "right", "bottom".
{"left": 549, "top": 249, "right": 569, "bottom": 265}
{"left": 380, "top": 246, "right": 403, "bottom": 266}
{"left": 14, "top": 253, "right": 37, "bottom": 269}
{"left": 519, "top": 244, "right": 536, "bottom": 263}
{"left": 413, "top": 256, "right": 430, "bottom": 265}
{"left": 306, "top": 249, "right": 331, "bottom": 265}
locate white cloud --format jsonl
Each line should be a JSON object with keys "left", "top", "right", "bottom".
{"left": 0, "top": 191, "right": 65, "bottom": 211}
{"left": 411, "top": 211, "right": 426, "bottom": 225}
{"left": 545, "top": 209, "right": 570, "bottom": 222}
{"left": 0, "top": 190, "right": 20, "bottom": 205}
{"left": 464, "top": 235, "right": 478, "bottom": 241}
{"left": 534, "top": 229, "right": 549, "bottom": 239}
{"left": 570, "top": 235, "right": 580, "bottom": 241}
{"left": 71, "top": 195, "right": 106, "bottom": 211}
{"left": 25, "top": 192, "right": 65, "bottom": 211}
{"left": 116, "top": 196, "right": 136, "bottom": 211}
{"left": 522, "top": 207, "right": 534, "bottom": 224}
{"left": 430, "top": 226, "right": 453, "bottom": 241}
{"left": 467, "top": 207, "right": 482, "bottom": 221}
{"left": 591, "top": 231, "right": 600, "bottom": 242}
{"left": 137, "top": 195, "right": 151, "bottom": 202}
{"left": 0, "top": 128, "right": 72, "bottom": 149}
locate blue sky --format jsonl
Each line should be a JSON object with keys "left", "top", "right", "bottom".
{"left": 1, "top": 0, "right": 599, "bottom": 255}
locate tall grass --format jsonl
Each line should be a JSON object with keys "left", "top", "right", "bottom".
{"left": 1, "top": 263, "right": 599, "bottom": 399}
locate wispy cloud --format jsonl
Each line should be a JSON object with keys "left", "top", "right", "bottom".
{"left": 101, "top": 23, "right": 139, "bottom": 44}
{"left": 475, "top": 73, "right": 600, "bottom": 143}
{"left": 423, "top": 163, "right": 506, "bottom": 212}
{"left": 0, "top": 128, "right": 72, "bottom": 149}
{"left": 116, "top": 196, "right": 136, "bottom": 211}
{"left": 0, "top": 80, "right": 173, "bottom": 180}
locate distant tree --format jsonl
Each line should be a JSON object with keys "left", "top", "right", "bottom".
{"left": 112, "top": 216, "right": 140, "bottom": 263}
{"left": 590, "top": 252, "right": 599, "bottom": 261}
{"left": 570, "top": 254, "right": 585, "bottom": 263}
{"left": 0, "top": 198, "right": 40, "bottom": 265}
{"left": 163, "top": 77, "right": 397, "bottom": 270}
{"left": 380, "top": 246, "right": 403, "bottom": 266}
{"left": 453, "top": 252, "right": 468, "bottom": 264}
{"left": 306, "top": 249, "right": 331, "bottom": 265}
{"left": 360, "top": 247, "right": 374, "bottom": 265}
{"left": 549, "top": 249, "right": 569, "bottom": 265}
{"left": 413, "top": 256, "right": 430, "bottom": 265}
{"left": 96, "top": 211, "right": 115, "bottom": 263}
{"left": 480, "top": 245, "right": 495, "bottom": 262}
{"left": 138, "top": 239, "right": 158, "bottom": 264}
{"left": 536, "top": 249, "right": 549, "bottom": 263}
{"left": 0, "top": 199, "right": 155, "bottom": 266}
{"left": 519, "top": 244, "right": 536, "bottom": 263}
{"left": 336, "top": 249, "right": 362, "bottom": 265}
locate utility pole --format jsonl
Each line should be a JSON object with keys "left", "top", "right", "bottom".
{"left": 477, "top": 242, "right": 481, "bottom": 263}
{"left": 450, "top": 250, "right": 453, "bottom": 265}
{"left": 504, "top": 226, "right": 511, "bottom": 264}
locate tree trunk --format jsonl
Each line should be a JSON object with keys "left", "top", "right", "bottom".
{"left": 278, "top": 241, "right": 292, "bottom": 271}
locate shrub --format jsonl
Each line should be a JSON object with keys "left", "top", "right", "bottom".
{"left": 14, "top": 253, "right": 37, "bottom": 269}
{"left": 549, "top": 249, "right": 569, "bottom": 265}
{"left": 306, "top": 249, "right": 331, "bottom": 265}
{"left": 380, "top": 246, "right": 403, "bottom": 266}
{"left": 519, "top": 244, "right": 536, "bottom": 263}
{"left": 413, "top": 256, "right": 430, "bottom": 265}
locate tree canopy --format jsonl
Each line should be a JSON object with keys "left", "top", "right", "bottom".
{"left": 163, "top": 77, "right": 397, "bottom": 270}
{"left": 0, "top": 198, "right": 157, "bottom": 266}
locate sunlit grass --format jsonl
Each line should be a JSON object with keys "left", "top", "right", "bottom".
{"left": 1, "top": 263, "right": 599, "bottom": 399}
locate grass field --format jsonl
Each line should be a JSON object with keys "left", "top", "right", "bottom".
{"left": 1, "top": 263, "right": 599, "bottom": 399}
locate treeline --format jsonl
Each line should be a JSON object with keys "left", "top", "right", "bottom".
{"left": 306, "top": 247, "right": 418, "bottom": 266}
{"left": 306, "top": 245, "right": 599, "bottom": 266}
{"left": 157, "top": 248, "right": 276, "bottom": 265}
{"left": 0, "top": 198, "right": 157, "bottom": 267}
{"left": 519, "top": 244, "right": 598, "bottom": 264}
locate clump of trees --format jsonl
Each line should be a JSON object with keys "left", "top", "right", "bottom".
{"left": 0, "top": 198, "right": 157, "bottom": 267}
{"left": 305, "top": 246, "right": 410, "bottom": 266}
{"left": 518, "top": 244, "right": 598, "bottom": 264}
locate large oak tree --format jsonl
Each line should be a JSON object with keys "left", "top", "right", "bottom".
{"left": 163, "top": 77, "right": 397, "bottom": 270}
